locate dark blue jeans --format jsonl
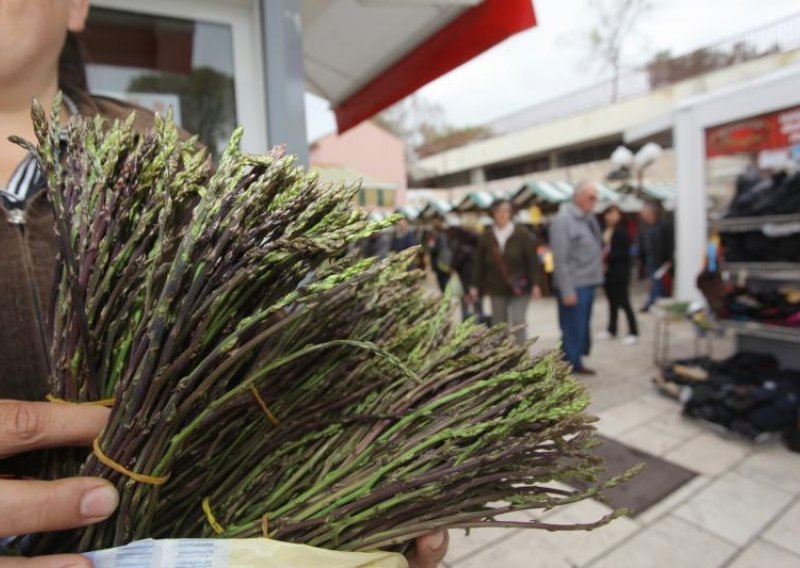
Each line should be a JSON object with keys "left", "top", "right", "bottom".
{"left": 643, "top": 263, "right": 665, "bottom": 309}
{"left": 557, "top": 286, "right": 596, "bottom": 369}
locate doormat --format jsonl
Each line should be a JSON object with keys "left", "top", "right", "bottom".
{"left": 575, "top": 436, "right": 697, "bottom": 517}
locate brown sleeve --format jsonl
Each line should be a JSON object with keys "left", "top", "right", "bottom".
{"left": 525, "top": 228, "right": 545, "bottom": 289}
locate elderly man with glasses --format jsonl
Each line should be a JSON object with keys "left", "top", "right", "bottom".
{"left": 549, "top": 181, "right": 604, "bottom": 375}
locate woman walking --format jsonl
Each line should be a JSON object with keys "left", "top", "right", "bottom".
{"left": 469, "top": 200, "right": 543, "bottom": 345}
{"left": 600, "top": 205, "right": 639, "bottom": 345}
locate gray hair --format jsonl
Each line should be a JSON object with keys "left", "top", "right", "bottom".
{"left": 573, "top": 180, "right": 597, "bottom": 200}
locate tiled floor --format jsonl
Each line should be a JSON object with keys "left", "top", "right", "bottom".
{"left": 443, "top": 291, "right": 800, "bottom": 567}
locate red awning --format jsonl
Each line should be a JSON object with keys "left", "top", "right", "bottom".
{"left": 332, "top": 0, "right": 536, "bottom": 133}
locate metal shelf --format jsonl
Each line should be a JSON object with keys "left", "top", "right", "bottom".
{"left": 723, "top": 263, "right": 800, "bottom": 280}
{"left": 716, "top": 213, "right": 800, "bottom": 233}
{"left": 719, "top": 319, "right": 800, "bottom": 343}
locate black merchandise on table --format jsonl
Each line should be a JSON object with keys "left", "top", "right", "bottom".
{"left": 657, "top": 352, "right": 800, "bottom": 444}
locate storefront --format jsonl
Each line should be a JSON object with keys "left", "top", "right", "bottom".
{"left": 626, "top": 64, "right": 800, "bottom": 303}
{"left": 84, "top": 0, "right": 536, "bottom": 163}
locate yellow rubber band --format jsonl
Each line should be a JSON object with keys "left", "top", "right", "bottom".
{"left": 202, "top": 497, "right": 225, "bottom": 535}
{"left": 46, "top": 394, "right": 115, "bottom": 407}
{"left": 249, "top": 385, "right": 280, "bottom": 426}
{"left": 92, "top": 437, "right": 170, "bottom": 486}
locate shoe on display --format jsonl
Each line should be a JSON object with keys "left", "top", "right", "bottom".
{"left": 596, "top": 331, "right": 614, "bottom": 340}
{"left": 621, "top": 335, "right": 639, "bottom": 346}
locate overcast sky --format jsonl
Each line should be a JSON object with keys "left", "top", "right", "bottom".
{"left": 305, "top": 0, "right": 800, "bottom": 141}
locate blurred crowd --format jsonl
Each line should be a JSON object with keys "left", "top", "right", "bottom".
{"left": 360, "top": 182, "right": 675, "bottom": 366}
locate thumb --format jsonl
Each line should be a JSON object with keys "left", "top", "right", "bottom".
{"left": 408, "top": 531, "right": 448, "bottom": 568}
{"left": 0, "top": 554, "right": 91, "bottom": 567}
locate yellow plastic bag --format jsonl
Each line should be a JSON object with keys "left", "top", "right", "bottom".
{"left": 86, "top": 538, "right": 408, "bottom": 568}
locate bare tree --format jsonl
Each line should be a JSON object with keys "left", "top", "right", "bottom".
{"left": 375, "top": 93, "right": 491, "bottom": 162}
{"left": 578, "top": 0, "right": 656, "bottom": 102}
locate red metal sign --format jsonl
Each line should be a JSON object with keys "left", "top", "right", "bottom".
{"left": 705, "top": 105, "right": 800, "bottom": 157}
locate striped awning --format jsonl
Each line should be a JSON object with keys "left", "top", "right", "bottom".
{"left": 642, "top": 181, "right": 676, "bottom": 201}
{"left": 454, "top": 190, "right": 508, "bottom": 212}
{"left": 511, "top": 181, "right": 570, "bottom": 206}
{"left": 419, "top": 198, "right": 453, "bottom": 219}
{"left": 396, "top": 206, "right": 420, "bottom": 220}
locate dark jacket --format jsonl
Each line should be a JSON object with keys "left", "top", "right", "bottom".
{"left": 472, "top": 225, "right": 544, "bottom": 297}
{"left": 640, "top": 220, "right": 674, "bottom": 269}
{"left": 605, "top": 225, "right": 632, "bottom": 283}
{"left": 0, "top": 97, "right": 163, "bottom": 401}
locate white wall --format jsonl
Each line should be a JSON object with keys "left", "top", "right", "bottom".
{"left": 415, "top": 50, "right": 800, "bottom": 180}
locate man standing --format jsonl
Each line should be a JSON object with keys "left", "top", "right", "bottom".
{"left": 550, "top": 181, "right": 603, "bottom": 375}
{"left": 639, "top": 202, "right": 674, "bottom": 312}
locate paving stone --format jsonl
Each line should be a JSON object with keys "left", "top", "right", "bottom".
{"left": 663, "top": 433, "right": 751, "bottom": 476}
{"left": 735, "top": 443, "right": 800, "bottom": 495}
{"left": 449, "top": 529, "right": 574, "bottom": 568}
{"left": 594, "top": 400, "right": 669, "bottom": 437}
{"left": 727, "top": 539, "right": 800, "bottom": 568}
{"left": 589, "top": 515, "right": 736, "bottom": 568}
{"left": 673, "top": 471, "right": 794, "bottom": 546}
{"left": 763, "top": 497, "right": 800, "bottom": 555}
{"left": 636, "top": 474, "right": 713, "bottom": 525}
{"left": 617, "top": 422, "right": 687, "bottom": 456}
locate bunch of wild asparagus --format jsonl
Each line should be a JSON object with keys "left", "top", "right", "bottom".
{"left": 19, "top": 98, "right": 637, "bottom": 555}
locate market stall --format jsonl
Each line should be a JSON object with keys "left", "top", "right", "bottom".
{"left": 86, "top": 0, "right": 537, "bottom": 164}
{"left": 634, "top": 64, "right": 800, "bottom": 450}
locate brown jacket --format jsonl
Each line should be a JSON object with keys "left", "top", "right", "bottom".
{"left": 472, "top": 224, "right": 544, "bottom": 297}
{"left": 0, "top": 97, "right": 160, "bottom": 401}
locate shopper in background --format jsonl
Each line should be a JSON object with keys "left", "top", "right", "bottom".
{"left": 426, "top": 216, "right": 453, "bottom": 292}
{"left": 639, "top": 202, "right": 674, "bottom": 312}
{"left": 535, "top": 226, "right": 554, "bottom": 296}
{"left": 469, "top": 200, "right": 543, "bottom": 345}
{"left": 449, "top": 226, "right": 488, "bottom": 323}
{"left": 550, "top": 181, "right": 604, "bottom": 375}
{"left": 362, "top": 231, "right": 391, "bottom": 259}
{"left": 598, "top": 204, "right": 639, "bottom": 345}
{"left": 390, "top": 216, "right": 418, "bottom": 252}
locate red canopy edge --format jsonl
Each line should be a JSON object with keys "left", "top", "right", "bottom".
{"left": 333, "top": 0, "right": 537, "bottom": 133}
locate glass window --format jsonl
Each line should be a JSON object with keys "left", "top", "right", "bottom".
{"left": 84, "top": 8, "right": 237, "bottom": 161}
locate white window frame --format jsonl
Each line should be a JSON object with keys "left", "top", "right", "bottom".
{"left": 90, "top": 0, "right": 268, "bottom": 153}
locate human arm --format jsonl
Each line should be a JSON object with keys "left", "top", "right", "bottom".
{"left": 0, "top": 401, "right": 120, "bottom": 567}
{"left": 549, "top": 215, "right": 576, "bottom": 303}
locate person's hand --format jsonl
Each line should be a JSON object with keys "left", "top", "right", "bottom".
{"left": 468, "top": 287, "right": 480, "bottom": 304}
{"left": 0, "top": 400, "right": 119, "bottom": 567}
{"left": 561, "top": 293, "right": 578, "bottom": 307}
{"left": 408, "top": 531, "right": 448, "bottom": 568}
{"left": 531, "top": 285, "right": 542, "bottom": 300}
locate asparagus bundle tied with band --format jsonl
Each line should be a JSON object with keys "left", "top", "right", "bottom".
{"left": 16, "top": 98, "right": 638, "bottom": 555}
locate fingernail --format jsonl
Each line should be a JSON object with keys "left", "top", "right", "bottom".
{"left": 427, "top": 531, "right": 445, "bottom": 550}
{"left": 80, "top": 485, "right": 119, "bottom": 518}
